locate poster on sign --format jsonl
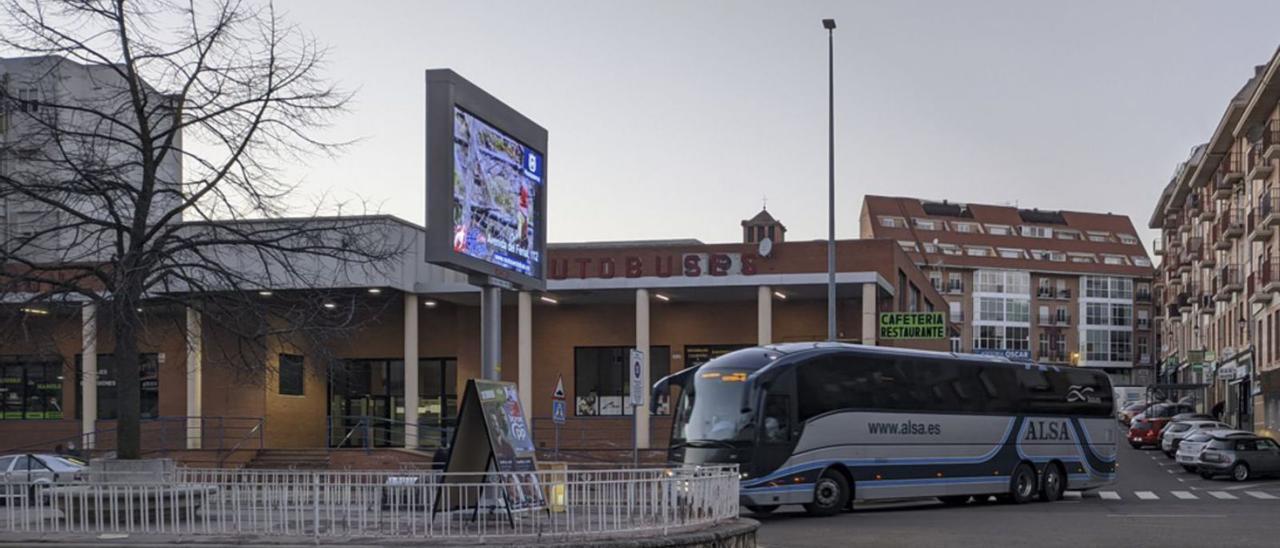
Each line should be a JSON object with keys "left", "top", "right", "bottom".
{"left": 438, "top": 379, "right": 545, "bottom": 515}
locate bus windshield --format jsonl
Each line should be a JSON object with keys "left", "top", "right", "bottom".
{"left": 673, "top": 370, "right": 753, "bottom": 442}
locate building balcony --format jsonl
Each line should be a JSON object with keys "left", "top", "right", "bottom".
{"left": 1265, "top": 256, "right": 1280, "bottom": 294}
{"left": 1248, "top": 123, "right": 1278, "bottom": 180}
{"left": 1135, "top": 289, "right": 1152, "bottom": 302}
{"left": 1186, "top": 194, "right": 1203, "bottom": 218}
{"left": 1215, "top": 265, "right": 1243, "bottom": 301}
{"left": 1177, "top": 292, "right": 1193, "bottom": 313}
{"left": 1152, "top": 238, "right": 1165, "bottom": 256}
{"left": 947, "top": 281, "right": 964, "bottom": 294}
{"left": 1055, "top": 313, "right": 1071, "bottom": 326}
{"left": 1250, "top": 272, "right": 1270, "bottom": 304}
{"left": 1198, "top": 293, "right": 1215, "bottom": 315}
{"left": 1200, "top": 246, "right": 1217, "bottom": 268}
{"left": 1260, "top": 189, "right": 1280, "bottom": 230}
{"left": 1136, "top": 318, "right": 1151, "bottom": 330}
{"left": 1217, "top": 209, "right": 1244, "bottom": 241}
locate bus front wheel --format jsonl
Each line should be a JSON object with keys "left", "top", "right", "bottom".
{"left": 1000, "top": 463, "right": 1037, "bottom": 504}
{"left": 803, "top": 469, "right": 849, "bottom": 517}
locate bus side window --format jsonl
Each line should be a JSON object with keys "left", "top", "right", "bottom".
{"left": 763, "top": 394, "right": 791, "bottom": 443}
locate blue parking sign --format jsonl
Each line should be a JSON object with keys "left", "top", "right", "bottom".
{"left": 552, "top": 399, "right": 566, "bottom": 425}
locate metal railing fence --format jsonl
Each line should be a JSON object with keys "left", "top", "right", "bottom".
{"left": 0, "top": 465, "right": 738, "bottom": 541}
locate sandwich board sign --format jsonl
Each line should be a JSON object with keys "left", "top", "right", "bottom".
{"left": 438, "top": 379, "right": 545, "bottom": 518}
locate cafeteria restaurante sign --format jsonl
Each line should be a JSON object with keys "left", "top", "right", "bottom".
{"left": 548, "top": 253, "right": 760, "bottom": 280}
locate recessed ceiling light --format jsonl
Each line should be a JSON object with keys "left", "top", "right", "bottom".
{"left": 367, "top": 288, "right": 382, "bottom": 295}
{"left": 773, "top": 291, "right": 787, "bottom": 300}
{"left": 423, "top": 300, "right": 438, "bottom": 308}
{"left": 258, "top": 290, "right": 273, "bottom": 297}
{"left": 322, "top": 302, "right": 337, "bottom": 310}
{"left": 654, "top": 293, "right": 671, "bottom": 302}
{"left": 19, "top": 307, "right": 48, "bottom": 315}
{"left": 539, "top": 295, "right": 559, "bottom": 304}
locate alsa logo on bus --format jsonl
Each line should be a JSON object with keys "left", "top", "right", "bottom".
{"left": 1023, "top": 420, "right": 1072, "bottom": 441}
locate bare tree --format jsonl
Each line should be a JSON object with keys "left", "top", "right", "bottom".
{"left": 0, "top": 0, "right": 404, "bottom": 459}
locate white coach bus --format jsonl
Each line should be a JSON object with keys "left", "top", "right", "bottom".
{"left": 653, "top": 343, "right": 1117, "bottom": 516}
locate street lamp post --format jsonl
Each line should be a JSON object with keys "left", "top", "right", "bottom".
{"left": 823, "top": 18, "right": 837, "bottom": 342}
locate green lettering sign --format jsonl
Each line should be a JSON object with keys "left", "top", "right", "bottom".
{"left": 878, "top": 312, "right": 947, "bottom": 340}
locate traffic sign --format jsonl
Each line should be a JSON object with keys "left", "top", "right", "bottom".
{"left": 552, "top": 399, "right": 567, "bottom": 425}
{"left": 629, "top": 349, "right": 645, "bottom": 406}
{"left": 552, "top": 374, "right": 566, "bottom": 400}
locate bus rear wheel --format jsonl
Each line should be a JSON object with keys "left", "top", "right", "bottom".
{"left": 1000, "top": 463, "right": 1037, "bottom": 504}
{"left": 803, "top": 469, "right": 849, "bottom": 517}
{"left": 1038, "top": 464, "right": 1065, "bottom": 502}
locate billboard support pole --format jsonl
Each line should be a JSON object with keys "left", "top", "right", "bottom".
{"left": 481, "top": 283, "right": 504, "bottom": 381}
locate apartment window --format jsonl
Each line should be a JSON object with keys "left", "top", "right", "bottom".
{"left": 929, "top": 272, "right": 943, "bottom": 292}
{"left": 997, "top": 248, "right": 1026, "bottom": 259}
{"left": 985, "top": 224, "right": 1011, "bottom": 236}
{"left": 1102, "top": 255, "right": 1127, "bottom": 266}
{"left": 1084, "top": 330, "right": 1131, "bottom": 362}
{"left": 1132, "top": 257, "right": 1152, "bottom": 267}
{"left": 1005, "top": 299, "right": 1030, "bottom": 323}
{"left": 17, "top": 88, "right": 39, "bottom": 113}
{"left": 879, "top": 216, "right": 906, "bottom": 228}
{"left": 1038, "top": 305, "right": 1050, "bottom": 324}
{"left": 574, "top": 346, "right": 671, "bottom": 416}
{"left": 898, "top": 271, "right": 908, "bottom": 310}
{"left": 279, "top": 354, "right": 305, "bottom": 396}
{"left": 908, "top": 283, "right": 920, "bottom": 313}
{"left": 922, "top": 242, "right": 938, "bottom": 254}
{"left": 1056, "top": 230, "right": 1080, "bottom": 241}
{"left": 952, "top": 222, "right": 979, "bottom": 233}
{"left": 1084, "top": 276, "right": 1133, "bottom": 299}
{"left": 1137, "top": 309, "right": 1150, "bottom": 328}
{"left": 1038, "top": 332, "right": 1050, "bottom": 356}
{"left": 950, "top": 337, "right": 962, "bottom": 353}
{"left": 965, "top": 246, "right": 992, "bottom": 257}
{"left": 1119, "top": 234, "right": 1139, "bottom": 245}
{"left": 1087, "top": 231, "right": 1113, "bottom": 243}
{"left": 898, "top": 240, "right": 918, "bottom": 253}
{"left": 948, "top": 272, "right": 963, "bottom": 293}
{"left": 1069, "top": 253, "right": 1096, "bottom": 264}
{"left": 913, "top": 218, "right": 939, "bottom": 231}
{"left": 939, "top": 244, "right": 962, "bottom": 256}
{"left": 1049, "top": 251, "right": 1066, "bottom": 262}
{"left": 1020, "top": 225, "right": 1052, "bottom": 239}
{"left": 949, "top": 301, "right": 962, "bottom": 320}
{"left": 978, "top": 297, "right": 1005, "bottom": 321}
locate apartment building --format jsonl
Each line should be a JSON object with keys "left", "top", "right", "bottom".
{"left": 0, "top": 55, "right": 182, "bottom": 260}
{"left": 861, "top": 196, "right": 1156, "bottom": 385}
{"left": 1151, "top": 47, "right": 1280, "bottom": 434}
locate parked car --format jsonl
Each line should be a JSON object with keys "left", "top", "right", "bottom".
{"left": 1175, "top": 430, "right": 1251, "bottom": 472}
{"left": 1161, "top": 420, "right": 1231, "bottom": 457}
{"left": 0, "top": 453, "right": 86, "bottom": 503}
{"left": 1118, "top": 402, "right": 1148, "bottom": 425}
{"left": 1168, "top": 413, "right": 1216, "bottom": 424}
{"left": 1128, "top": 403, "right": 1196, "bottom": 447}
{"left": 1198, "top": 435, "right": 1280, "bottom": 481}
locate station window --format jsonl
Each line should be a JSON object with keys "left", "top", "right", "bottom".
{"left": 574, "top": 346, "right": 671, "bottom": 417}
{"left": 0, "top": 357, "right": 64, "bottom": 420}
{"left": 74, "top": 354, "right": 160, "bottom": 420}
{"left": 279, "top": 354, "right": 305, "bottom": 396}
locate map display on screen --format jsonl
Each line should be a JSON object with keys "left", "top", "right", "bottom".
{"left": 452, "top": 107, "right": 544, "bottom": 277}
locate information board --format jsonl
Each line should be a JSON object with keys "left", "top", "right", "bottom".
{"left": 441, "top": 379, "right": 544, "bottom": 512}
{"left": 878, "top": 312, "right": 946, "bottom": 339}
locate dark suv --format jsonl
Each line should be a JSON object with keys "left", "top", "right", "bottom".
{"left": 1198, "top": 435, "right": 1280, "bottom": 481}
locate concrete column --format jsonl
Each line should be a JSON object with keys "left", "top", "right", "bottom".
{"left": 636, "top": 288, "right": 651, "bottom": 449}
{"left": 862, "top": 283, "right": 877, "bottom": 345}
{"left": 480, "top": 286, "right": 502, "bottom": 380}
{"left": 404, "top": 293, "right": 420, "bottom": 449}
{"left": 81, "top": 303, "right": 97, "bottom": 450}
{"left": 518, "top": 291, "right": 533, "bottom": 416}
{"left": 185, "top": 308, "right": 203, "bottom": 449}
{"left": 758, "top": 285, "right": 772, "bottom": 345}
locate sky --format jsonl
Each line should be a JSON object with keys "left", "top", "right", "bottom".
{"left": 274, "top": 0, "right": 1280, "bottom": 250}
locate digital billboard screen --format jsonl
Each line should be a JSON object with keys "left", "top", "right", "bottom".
{"left": 451, "top": 107, "right": 544, "bottom": 278}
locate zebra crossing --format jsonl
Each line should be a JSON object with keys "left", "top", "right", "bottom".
{"left": 1058, "top": 489, "right": 1280, "bottom": 502}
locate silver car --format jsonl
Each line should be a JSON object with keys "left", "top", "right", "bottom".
{"left": 1174, "top": 430, "right": 1251, "bottom": 472}
{"left": 1161, "top": 420, "right": 1231, "bottom": 457}
{"left": 1199, "top": 435, "right": 1280, "bottom": 481}
{"left": 0, "top": 453, "right": 86, "bottom": 503}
